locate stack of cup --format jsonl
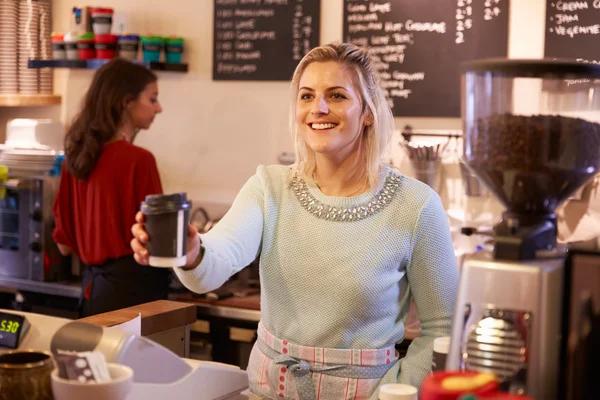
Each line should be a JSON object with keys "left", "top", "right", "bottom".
{"left": 165, "top": 36, "right": 184, "bottom": 63}
{"left": 0, "top": 0, "right": 19, "bottom": 94}
{"left": 90, "top": 7, "right": 113, "bottom": 35}
{"left": 64, "top": 32, "right": 79, "bottom": 60}
{"left": 77, "top": 32, "right": 95, "bottom": 60}
{"left": 95, "top": 34, "right": 118, "bottom": 59}
{"left": 51, "top": 33, "right": 66, "bottom": 59}
{"left": 18, "top": 0, "right": 40, "bottom": 94}
{"left": 117, "top": 34, "right": 140, "bottom": 60}
{"left": 141, "top": 35, "right": 164, "bottom": 62}
{"left": 38, "top": 0, "right": 52, "bottom": 95}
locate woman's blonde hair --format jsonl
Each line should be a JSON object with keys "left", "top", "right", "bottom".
{"left": 290, "top": 41, "right": 395, "bottom": 189}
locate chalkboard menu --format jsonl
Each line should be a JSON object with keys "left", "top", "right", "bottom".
{"left": 213, "top": 0, "right": 320, "bottom": 81}
{"left": 343, "top": 0, "right": 509, "bottom": 117}
{"left": 544, "top": 0, "right": 600, "bottom": 62}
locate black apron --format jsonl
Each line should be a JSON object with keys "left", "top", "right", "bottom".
{"left": 79, "top": 255, "right": 170, "bottom": 317}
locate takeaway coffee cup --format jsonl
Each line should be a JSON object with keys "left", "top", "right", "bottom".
{"left": 432, "top": 336, "right": 450, "bottom": 372}
{"left": 140, "top": 193, "right": 192, "bottom": 268}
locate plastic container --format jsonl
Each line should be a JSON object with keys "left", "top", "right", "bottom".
{"left": 421, "top": 371, "right": 499, "bottom": 400}
{"left": 117, "top": 34, "right": 140, "bottom": 60}
{"left": 90, "top": 7, "right": 114, "bottom": 35}
{"left": 51, "top": 33, "right": 65, "bottom": 60}
{"left": 164, "top": 36, "right": 184, "bottom": 63}
{"left": 94, "top": 34, "right": 118, "bottom": 60}
{"left": 77, "top": 32, "right": 95, "bottom": 60}
{"left": 461, "top": 59, "right": 600, "bottom": 258}
{"left": 141, "top": 35, "right": 164, "bottom": 62}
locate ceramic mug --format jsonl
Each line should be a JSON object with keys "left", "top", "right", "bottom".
{"left": 0, "top": 350, "right": 55, "bottom": 400}
{"left": 51, "top": 362, "right": 134, "bottom": 400}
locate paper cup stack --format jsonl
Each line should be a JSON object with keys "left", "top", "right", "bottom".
{"left": 0, "top": 0, "right": 19, "bottom": 94}
{"left": 38, "top": 0, "right": 52, "bottom": 94}
{"left": 18, "top": 0, "right": 40, "bottom": 94}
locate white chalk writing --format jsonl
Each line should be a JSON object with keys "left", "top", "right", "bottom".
{"left": 345, "top": 0, "right": 500, "bottom": 107}
{"left": 214, "top": 0, "right": 316, "bottom": 78}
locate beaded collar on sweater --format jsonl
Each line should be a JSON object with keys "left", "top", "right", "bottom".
{"left": 290, "top": 169, "right": 402, "bottom": 222}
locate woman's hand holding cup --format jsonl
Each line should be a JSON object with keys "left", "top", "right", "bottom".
{"left": 131, "top": 211, "right": 200, "bottom": 267}
{"left": 131, "top": 192, "right": 200, "bottom": 268}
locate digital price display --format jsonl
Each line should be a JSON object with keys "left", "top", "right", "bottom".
{"left": 0, "top": 312, "right": 28, "bottom": 349}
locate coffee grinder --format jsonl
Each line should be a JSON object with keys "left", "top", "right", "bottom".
{"left": 446, "top": 59, "right": 600, "bottom": 399}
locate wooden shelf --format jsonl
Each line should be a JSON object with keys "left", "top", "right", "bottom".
{"left": 0, "top": 94, "right": 62, "bottom": 107}
{"left": 28, "top": 59, "right": 188, "bottom": 73}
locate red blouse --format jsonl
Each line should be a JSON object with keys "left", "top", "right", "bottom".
{"left": 52, "top": 140, "right": 163, "bottom": 265}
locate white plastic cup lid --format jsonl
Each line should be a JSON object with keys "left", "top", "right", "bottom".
{"left": 433, "top": 336, "right": 451, "bottom": 354}
{"left": 378, "top": 383, "right": 418, "bottom": 400}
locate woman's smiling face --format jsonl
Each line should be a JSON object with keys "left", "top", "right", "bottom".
{"left": 296, "top": 61, "right": 369, "bottom": 161}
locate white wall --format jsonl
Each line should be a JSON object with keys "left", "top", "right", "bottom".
{"left": 1, "top": 0, "right": 547, "bottom": 212}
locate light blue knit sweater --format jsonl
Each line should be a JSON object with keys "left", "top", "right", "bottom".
{"left": 174, "top": 164, "right": 459, "bottom": 391}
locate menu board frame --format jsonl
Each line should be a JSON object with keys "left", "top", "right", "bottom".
{"left": 544, "top": 0, "right": 600, "bottom": 63}
{"left": 213, "top": 0, "right": 321, "bottom": 81}
{"left": 343, "top": 0, "right": 510, "bottom": 117}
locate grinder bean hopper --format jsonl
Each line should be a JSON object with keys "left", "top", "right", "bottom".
{"left": 447, "top": 59, "right": 600, "bottom": 399}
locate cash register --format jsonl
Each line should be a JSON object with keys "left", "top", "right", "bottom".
{"left": 0, "top": 308, "right": 249, "bottom": 399}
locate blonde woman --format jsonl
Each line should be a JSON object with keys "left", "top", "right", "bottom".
{"left": 131, "top": 42, "right": 458, "bottom": 399}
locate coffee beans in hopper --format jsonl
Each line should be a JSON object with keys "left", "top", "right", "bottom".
{"left": 466, "top": 113, "right": 600, "bottom": 214}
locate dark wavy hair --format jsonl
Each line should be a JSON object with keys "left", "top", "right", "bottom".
{"left": 64, "top": 58, "right": 157, "bottom": 179}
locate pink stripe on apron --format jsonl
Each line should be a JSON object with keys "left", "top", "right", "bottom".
{"left": 246, "top": 322, "right": 400, "bottom": 400}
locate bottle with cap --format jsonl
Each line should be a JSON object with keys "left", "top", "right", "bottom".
{"left": 378, "top": 383, "right": 418, "bottom": 400}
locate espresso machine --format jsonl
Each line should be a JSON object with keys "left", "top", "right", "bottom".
{"left": 447, "top": 59, "right": 600, "bottom": 400}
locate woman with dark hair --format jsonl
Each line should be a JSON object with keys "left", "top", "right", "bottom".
{"left": 53, "top": 58, "right": 168, "bottom": 317}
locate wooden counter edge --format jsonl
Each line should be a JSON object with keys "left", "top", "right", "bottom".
{"left": 78, "top": 300, "right": 197, "bottom": 336}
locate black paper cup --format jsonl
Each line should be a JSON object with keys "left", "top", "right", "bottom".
{"left": 141, "top": 193, "right": 192, "bottom": 268}
{"left": 432, "top": 336, "right": 450, "bottom": 372}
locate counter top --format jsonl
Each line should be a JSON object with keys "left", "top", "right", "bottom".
{"left": 0, "top": 277, "right": 81, "bottom": 298}
{"left": 78, "top": 300, "right": 196, "bottom": 336}
{"left": 176, "top": 292, "right": 261, "bottom": 311}
{"left": 176, "top": 293, "right": 421, "bottom": 341}
{"left": 175, "top": 292, "right": 262, "bottom": 322}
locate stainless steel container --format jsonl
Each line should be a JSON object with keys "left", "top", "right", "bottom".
{"left": 411, "top": 159, "right": 442, "bottom": 193}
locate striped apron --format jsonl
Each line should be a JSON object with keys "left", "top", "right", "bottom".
{"left": 247, "top": 322, "right": 400, "bottom": 400}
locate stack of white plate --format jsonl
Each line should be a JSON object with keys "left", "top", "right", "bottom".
{"left": 0, "top": 148, "right": 62, "bottom": 177}
{"left": 38, "top": 0, "right": 52, "bottom": 94}
{"left": 18, "top": 0, "right": 40, "bottom": 95}
{"left": 0, "top": 0, "right": 19, "bottom": 94}
{"left": 6, "top": 119, "right": 64, "bottom": 151}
